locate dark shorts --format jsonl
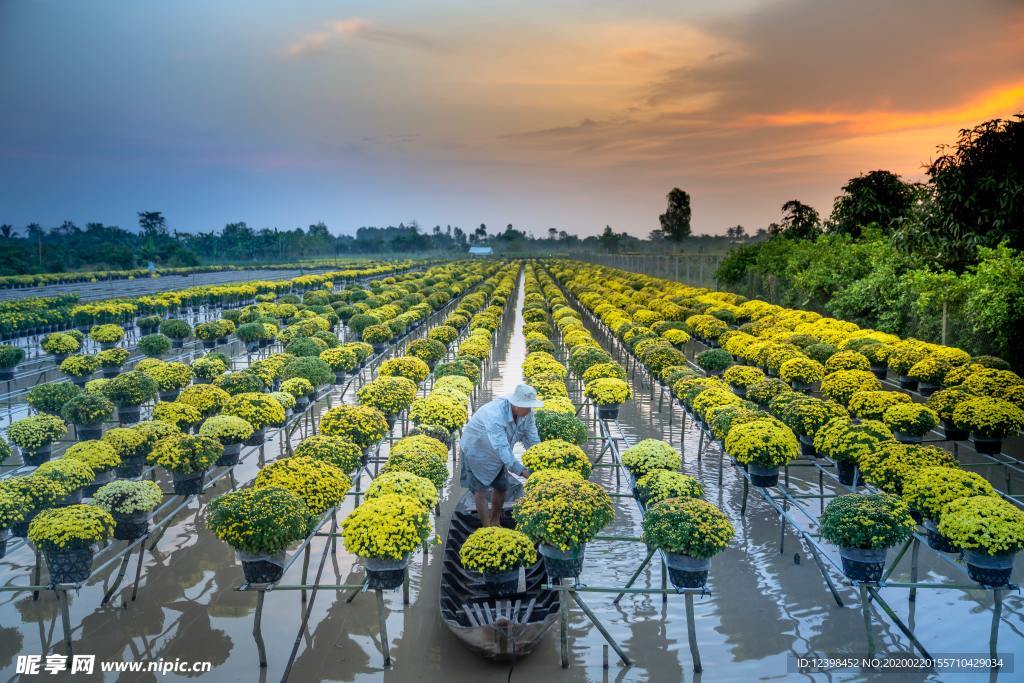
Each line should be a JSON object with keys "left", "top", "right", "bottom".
{"left": 460, "top": 461, "right": 508, "bottom": 493}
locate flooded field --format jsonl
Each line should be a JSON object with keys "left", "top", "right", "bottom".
{"left": 1, "top": 271, "right": 1021, "bottom": 683}
{"left": 0, "top": 269, "right": 334, "bottom": 303}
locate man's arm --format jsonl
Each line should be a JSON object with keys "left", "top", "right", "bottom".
{"left": 486, "top": 422, "right": 525, "bottom": 475}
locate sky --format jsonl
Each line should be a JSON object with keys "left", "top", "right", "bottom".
{"left": 1, "top": 0, "right": 1022, "bottom": 238}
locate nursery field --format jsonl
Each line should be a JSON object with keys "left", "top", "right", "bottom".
{"left": 0, "top": 268, "right": 336, "bottom": 303}
{"left": 0, "top": 258, "right": 1021, "bottom": 682}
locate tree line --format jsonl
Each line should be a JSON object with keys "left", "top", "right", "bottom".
{"left": 0, "top": 216, "right": 601, "bottom": 276}
{"left": 712, "top": 113, "right": 1023, "bottom": 367}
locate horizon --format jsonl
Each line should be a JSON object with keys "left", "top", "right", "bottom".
{"left": 2, "top": 0, "right": 1022, "bottom": 237}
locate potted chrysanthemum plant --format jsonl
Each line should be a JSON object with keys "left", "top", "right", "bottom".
{"left": 93, "top": 479, "right": 163, "bottom": 540}
{"left": 641, "top": 498, "right": 733, "bottom": 588}
{"left": 459, "top": 527, "right": 537, "bottom": 597}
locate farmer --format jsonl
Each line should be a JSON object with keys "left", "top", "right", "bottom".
{"left": 459, "top": 383, "right": 543, "bottom": 527}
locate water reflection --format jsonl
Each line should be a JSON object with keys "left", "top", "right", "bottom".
{"left": 1, "top": 268, "right": 1021, "bottom": 682}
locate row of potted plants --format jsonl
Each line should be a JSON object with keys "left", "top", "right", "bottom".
{"left": 8, "top": 260, "right": 517, "bottom": 461}
{"left": 6, "top": 261, "right": 515, "bottom": 585}
{"left": 449, "top": 266, "right": 599, "bottom": 591}
{"left": 0, "top": 258, "right": 410, "bottom": 290}
{"left": 0, "top": 268, "right": 406, "bottom": 576}
{"left": 548, "top": 260, "right": 1023, "bottom": 456}
{"left": 0, "top": 260, "right": 410, "bottom": 340}
{"left": 525, "top": 266, "right": 634, "bottom": 422}
{"left": 530, "top": 268, "right": 735, "bottom": 590}
{"left": 201, "top": 262, "right": 518, "bottom": 586}
{"left": 336, "top": 263, "right": 519, "bottom": 589}
{"left": 546, "top": 260, "right": 1024, "bottom": 588}
{"left": 532, "top": 266, "right": 736, "bottom": 589}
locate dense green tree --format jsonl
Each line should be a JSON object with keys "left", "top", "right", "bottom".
{"left": 828, "top": 170, "right": 918, "bottom": 237}
{"left": 138, "top": 211, "right": 167, "bottom": 237}
{"left": 599, "top": 225, "right": 622, "bottom": 253}
{"left": 658, "top": 188, "right": 692, "bottom": 242}
{"left": 771, "top": 200, "right": 822, "bottom": 240}
{"left": 725, "top": 225, "right": 747, "bottom": 240}
{"left": 897, "top": 114, "right": 1023, "bottom": 271}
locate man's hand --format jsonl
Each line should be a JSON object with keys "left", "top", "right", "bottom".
{"left": 520, "top": 468, "right": 532, "bottom": 478}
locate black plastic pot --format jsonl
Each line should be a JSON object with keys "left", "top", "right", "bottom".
{"left": 242, "top": 560, "right": 285, "bottom": 584}
{"left": 363, "top": 555, "right": 410, "bottom": 590}
{"left": 372, "top": 342, "right": 387, "bottom": 354}
{"left": 798, "top": 435, "right": 816, "bottom": 457}
{"left": 539, "top": 543, "right": 585, "bottom": 579}
{"left": 918, "top": 382, "right": 939, "bottom": 397}
{"left": 44, "top": 546, "right": 95, "bottom": 584}
{"left": 118, "top": 406, "right": 141, "bottom": 424}
{"left": 836, "top": 459, "right": 860, "bottom": 486}
{"left": 56, "top": 487, "right": 84, "bottom": 507}
{"left": 748, "top": 463, "right": 779, "bottom": 487}
{"left": 77, "top": 425, "right": 103, "bottom": 441}
{"left": 116, "top": 455, "right": 147, "bottom": 479}
{"left": 942, "top": 420, "right": 969, "bottom": 441}
{"left": 366, "top": 568, "right": 406, "bottom": 589}
{"left": 869, "top": 365, "right": 887, "bottom": 380}
{"left": 245, "top": 427, "right": 267, "bottom": 447}
{"left": 22, "top": 445, "right": 52, "bottom": 466}
{"left": 0, "top": 368, "right": 14, "bottom": 381}
{"left": 334, "top": 371, "right": 347, "bottom": 385}
{"left": 923, "top": 519, "right": 958, "bottom": 553}
{"left": 113, "top": 511, "right": 151, "bottom": 541}
{"left": 82, "top": 469, "right": 115, "bottom": 497}
{"left": 971, "top": 435, "right": 1003, "bottom": 455}
{"left": 482, "top": 568, "right": 522, "bottom": 598}
{"left": 102, "top": 366, "right": 121, "bottom": 379}
{"left": 898, "top": 375, "right": 918, "bottom": 391}
{"left": 171, "top": 470, "right": 206, "bottom": 495}
{"left": 838, "top": 546, "right": 886, "bottom": 583}
{"left": 159, "top": 389, "right": 180, "bottom": 402}
{"left": 893, "top": 430, "right": 923, "bottom": 444}
{"left": 597, "top": 404, "right": 620, "bottom": 420}
{"left": 0, "top": 528, "right": 9, "bottom": 559}
{"left": 665, "top": 552, "right": 711, "bottom": 589}
{"left": 216, "top": 443, "right": 242, "bottom": 467}
{"left": 11, "top": 509, "right": 38, "bottom": 538}
{"left": 964, "top": 549, "right": 1015, "bottom": 588}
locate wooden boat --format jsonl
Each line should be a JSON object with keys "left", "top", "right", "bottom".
{"left": 439, "top": 484, "right": 560, "bottom": 660}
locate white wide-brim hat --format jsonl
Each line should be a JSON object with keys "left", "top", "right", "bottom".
{"left": 506, "top": 383, "right": 545, "bottom": 409}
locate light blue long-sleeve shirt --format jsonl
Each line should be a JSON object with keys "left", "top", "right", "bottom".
{"left": 459, "top": 397, "right": 540, "bottom": 485}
